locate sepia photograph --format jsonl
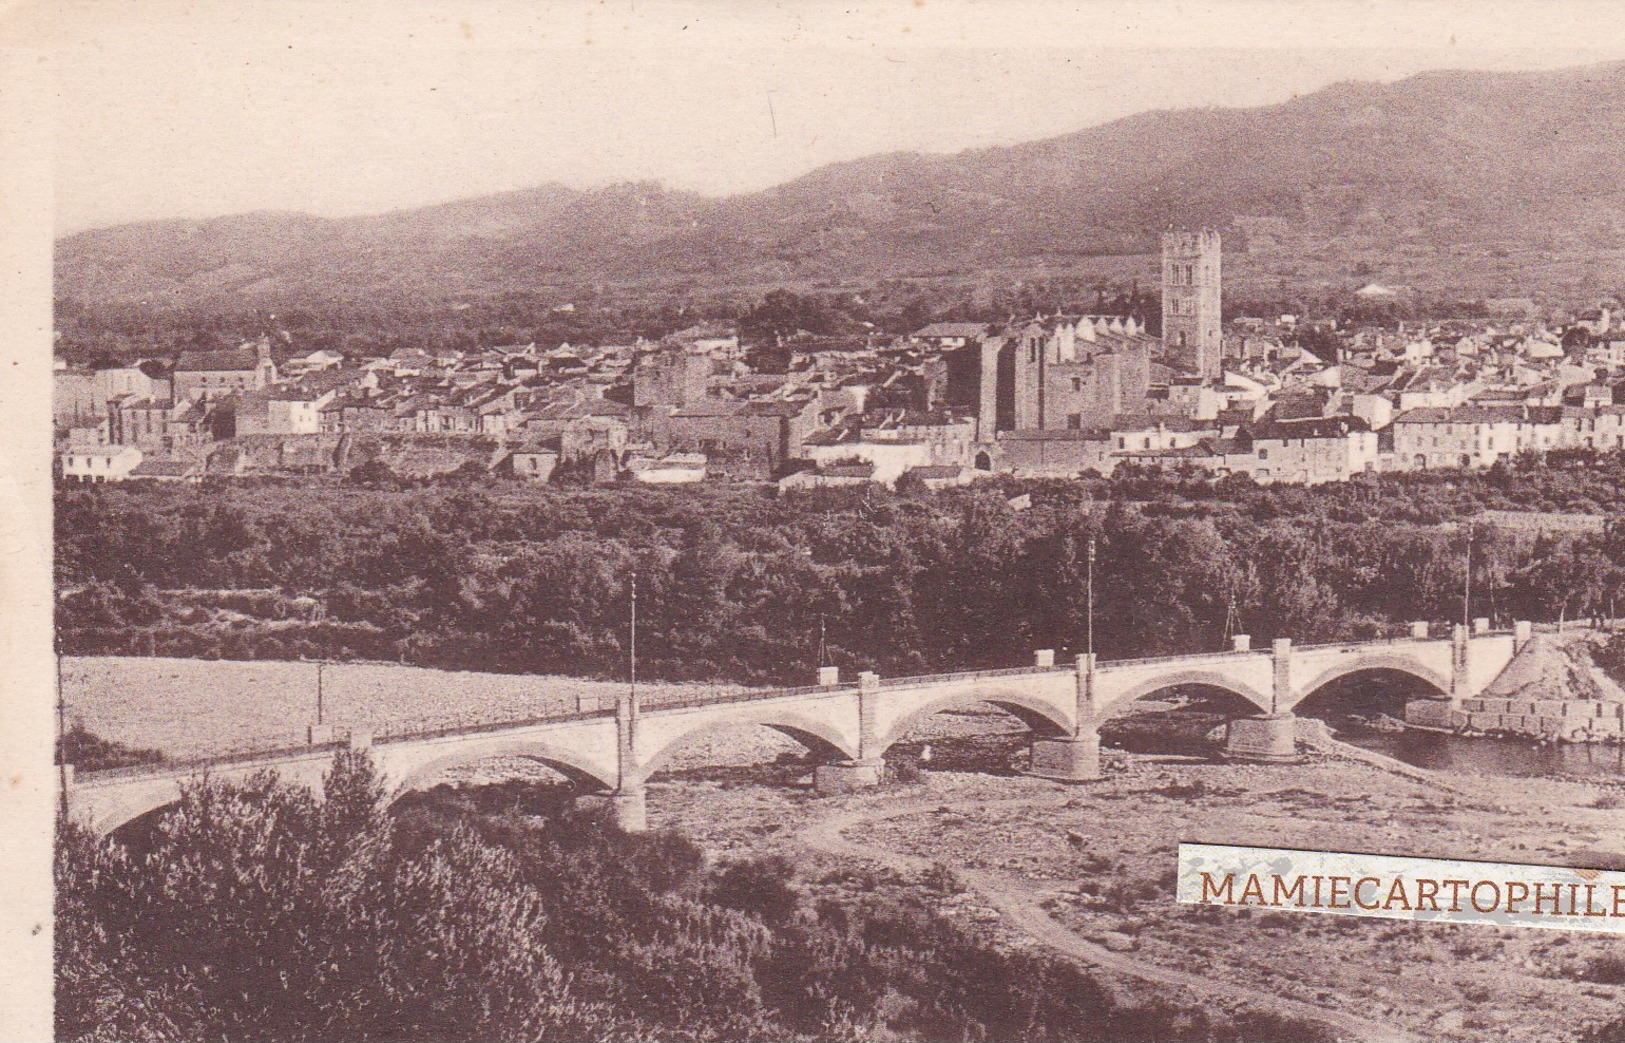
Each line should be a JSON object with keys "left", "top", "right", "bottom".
{"left": 5, "top": 0, "right": 1625, "bottom": 1039}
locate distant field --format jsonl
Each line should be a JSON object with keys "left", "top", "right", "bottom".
{"left": 62, "top": 656, "right": 745, "bottom": 760}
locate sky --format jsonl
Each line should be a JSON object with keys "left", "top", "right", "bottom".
{"left": 23, "top": 0, "right": 1625, "bottom": 233}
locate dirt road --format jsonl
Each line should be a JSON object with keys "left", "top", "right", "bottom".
{"left": 799, "top": 792, "right": 1416, "bottom": 1043}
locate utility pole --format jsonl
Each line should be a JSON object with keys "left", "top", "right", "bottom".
{"left": 1463, "top": 527, "right": 1474, "bottom": 631}
{"left": 1086, "top": 537, "right": 1097, "bottom": 659}
{"left": 56, "top": 640, "right": 68, "bottom": 817}
{"left": 629, "top": 569, "right": 638, "bottom": 707}
{"left": 316, "top": 660, "right": 325, "bottom": 727}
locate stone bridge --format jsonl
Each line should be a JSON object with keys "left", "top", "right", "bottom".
{"left": 66, "top": 621, "right": 1530, "bottom": 832}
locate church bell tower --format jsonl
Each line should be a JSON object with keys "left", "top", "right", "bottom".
{"left": 1161, "top": 229, "right": 1222, "bottom": 381}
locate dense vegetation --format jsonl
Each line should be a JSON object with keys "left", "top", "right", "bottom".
{"left": 57, "top": 752, "right": 1329, "bottom": 1042}
{"left": 55, "top": 459, "right": 1625, "bottom": 685}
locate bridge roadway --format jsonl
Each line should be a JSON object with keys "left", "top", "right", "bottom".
{"left": 67, "top": 621, "right": 1531, "bottom": 832}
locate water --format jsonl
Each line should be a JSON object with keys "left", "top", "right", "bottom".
{"left": 1336, "top": 724, "right": 1625, "bottom": 780}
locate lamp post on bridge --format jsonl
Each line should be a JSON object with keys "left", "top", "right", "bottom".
{"left": 299, "top": 655, "right": 331, "bottom": 743}
{"left": 1086, "top": 536, "right": 1097, "bottom": 660}
{"left": 629, "top": 568, "right": 638, "bottom": 710}
{"left": 1463, "top": 526, "right": 1474, "bottom": 632}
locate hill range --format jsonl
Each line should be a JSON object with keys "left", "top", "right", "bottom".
{"left": 55, "top": 60, "right": 1625, "bottom": 310}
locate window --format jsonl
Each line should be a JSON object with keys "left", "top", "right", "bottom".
{"left": 1071, "top": 377, "right": 1083, "bottom": 392}
{"left": 1118, "top": 437, "right": 1126, "bottom": 449}
{"left": 1143, "top": 437, "right": 1151, "bottom": 450}
{"left": 1258, "top": 447, "right": 1269, "bottom": 461}
{"left": 1066, "top": 414, "right": 1081, "bottom": 430}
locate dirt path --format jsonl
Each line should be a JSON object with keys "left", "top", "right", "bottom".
{"left": 799, "top": 792, "right": 1415, "bottom": 1043}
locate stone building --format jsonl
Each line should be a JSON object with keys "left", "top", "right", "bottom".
{"left": 1232, "top": 415, "right": 1379, "bottom": 485}
{"left": 1390, "top": 405, "right": 1562, "bottom": 469}
{"left": 633, "top": 344, "right": 712, "bottom": 410}
{"left": 1009, "top": 319, "right": 1154, "bottom": 433}
{"left": 172, "top": 341, "right": 277, "bottom": 402}
{"left": 664, "top": 397, "right": 819, "bottom": 468}
{"left": 1161, "top": 229, "right": 1223, "bottom": 381}
{"left": 946, "top": 318, "right": 1155, "bottom": 441}
{"left": 60, "top": 444, "right": 144, "bottom": 482}
{"left": 53, "top": 365, "right": 160, "bottom": 429}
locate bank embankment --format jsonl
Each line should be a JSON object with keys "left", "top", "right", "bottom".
{"left": 1406, "top": 630, "right": 1625, "bottom": 742}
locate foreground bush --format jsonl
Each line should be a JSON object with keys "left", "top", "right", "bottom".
{"left": 59, "top": 753, "right": 1334, "bottom": 1042}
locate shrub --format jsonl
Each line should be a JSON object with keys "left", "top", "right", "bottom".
{"left": 1581, "top": 954, "right": 1625, "bottom": 985}
{"left": 709, "top": 855, "right": 802, "bottom": 926}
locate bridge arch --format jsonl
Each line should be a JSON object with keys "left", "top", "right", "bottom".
{"left": 1287, "top": 655, "right": 1451, "bottom": 715}
{"left": 1099, "top": 670, "right": 1273, "bottom": 719}
{"left": 875, "top": 687, "right": 1072, "bottom": 755}
{"left": 388, "top": 738, "right": 620, "bottom": 797}
{"left": 80, "top": 779, "right": 187, "bottom": 836}
{"left": 74, "top": 755, "right": 338, "bottom": 835}
{"left": 633, "top": 709, "right": 860, "bottom": 785}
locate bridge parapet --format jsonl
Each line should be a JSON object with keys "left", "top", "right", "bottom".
{"left": 641, "top": 681, "right": 859, "bottom": 711}
{"left": 74, "top": 734, "right": 356, "bottom": 785}
{"left": 1094, "top": 649, "right": 1264, "bottom": 670}
{"left": 373, "top": 706, "right": 611, "bottom": 745}
{"left": 877, "top": 663, "right": 1071, "bottom": 691}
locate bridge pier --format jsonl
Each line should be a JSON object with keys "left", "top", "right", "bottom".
{"left": 578, "top": 787, "right": 648, "bottom": 831}
{"left": 610, "top": 787, "right": 647, "bottom": 832}
{"left": 1027, "top": 652, "right": 1102, "bottom": 781}
{"left": 1450, "top": 624, "right": 1470, "bottom": 707}
{"left": 811, "top": 670, "right": 885, "bottom": 794}
{"left": 1224, "top": 713, "right": 1300, "bottom": 763}
{"left": 1028, "top": 733, "right": 1101, "bottom": 781}
{"left": 813, "top": 758, "right": 884, "bottom": 793}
